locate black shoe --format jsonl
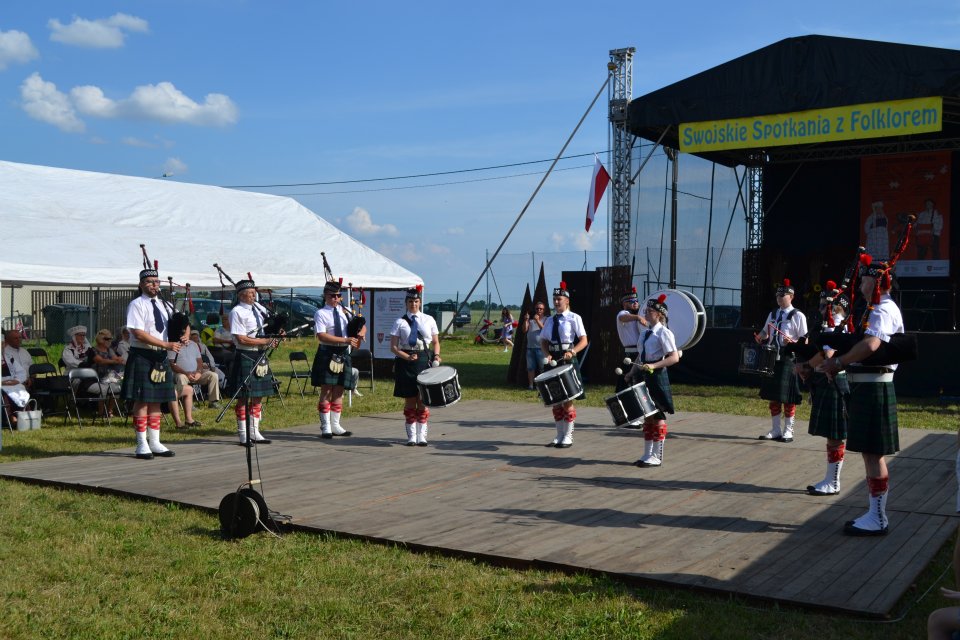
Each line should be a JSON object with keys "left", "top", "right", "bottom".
{"left": 135, "top": 452, "right": 154, "bottom": 460}
{"left": 405, "top": 440, "right": 417, "bottom": 446}
{"left": 635, "top": 460, "right": 662, "bottom": 468}
{"left": 806, "top": 485, "right": 839, "bottom": 496}
{"left": 252, "top": 438, "right": 272, "bottom": 445}
{"left": 545, "top": 441, "right": 558, "bottom": 447}
{"left": 777, "top": 436, "right": 794, "bottom": 443}
{"left": 239, "top": 441, "right": 255, "bottom": 448}
{"left": 416, "top": 441, "right": 428, "bottom": 447}
{"left": 332, "top": 431, "right": 352, "bottom": 437}
{"left": 152, "top": 450, "right": 175, "bottom": 457}
{"left": 321, "top": 433, "right": 333, "bottom": 439}
{"left": 843, "top": 522, "right": 888, "bottom": 536}
{"left": 555, "top": 442, "right": 572, "bottom": 449}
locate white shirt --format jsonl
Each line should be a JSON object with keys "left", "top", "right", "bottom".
{"left": 858, "top": 294, "right": 905, "bottom": 371}
{"left": 390, "top": 312, "right": 439, "bottom": 350}
{"left": 230, "top": 302, "right": 269, "bottom": 345}
{"left": 636, "top": 322, "right": 677, "bottom": 362}
{"left": 3, "top": 356, "right": 29, "bottom": 386}
{"left": 763, "top": 305, "right": 807, "bottom": 347}
{"left": 168, "top": 340, "right": 201, "bottom": 374}
{"left": 62, "top": 340, "right": 93, "bottom": 371}
{"left": 314, "top": 304, "right": 351, "bottom": 338}
{"left": 616, "top": 309, "right": 642, "bottom": 350}
{"left": 3, "top": 345, "right": 33, "bottom": 377}
{"left": 1, "top": 357, "right": 29, "bottom": 407}
{"left": 116, "top": 340, "right": 130, "bottom": 362}
{"left": 540, "top": 310, "right": 586, "bottom": 349}
{"left": 126, "top": 294, "right": 172, "bottom": 346}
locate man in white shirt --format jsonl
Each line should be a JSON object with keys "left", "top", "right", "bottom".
{"left": 3, "top": 330, "right": 33, "bottom": 380}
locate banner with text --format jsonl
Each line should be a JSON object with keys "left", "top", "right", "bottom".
{"left": 860, "top": 151, "right": 951, "bottom": 278}
{"left": 372, "top": 290, "right": 408, "bottom": 359}
{"left": 681, "top": 96, "right": 942, "bottom": 153}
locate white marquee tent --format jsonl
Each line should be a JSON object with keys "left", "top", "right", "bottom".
{"left": 0, "top": 160, "right": 421, "bottom": 289}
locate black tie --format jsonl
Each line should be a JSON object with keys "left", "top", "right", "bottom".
{"left": 551, "top": 314, "right": 561, "bottom": 345}
{"left": 333, "top": 307, "right": 343, "bottom": 337}
{"left": 151, "top": 299, "right": 165, "bottom": 332}
{"left": 408, "top": 315, "right": 419, "bottom": 347}
{"left": 640, "top": 329, "right": 653, "bottom": 363}
{"left": 775, "top": 311, "right": 784, "bottom": 347}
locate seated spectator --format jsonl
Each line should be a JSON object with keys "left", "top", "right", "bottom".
{"left": 62, "top": 327, "right": 121, "bottom": 414}
{"left": 3, "top": 330, "right": 34, "bottom": 381}
{"left": 210, "top": 312, "right": 235, "bottom": 368}
{"left": 91, "top": 329, "right": 125, "bottom": 384}
{"left": 1, "top": 337, "right": 31, "bottom": 416}
{"left": 115, "top": 326, "right": 131, "bottom": 363}
{"left": 190, "top": 329, "right": 226, "bottom": 397}
{"left": 169, "top": 323, "right": 220, "bottom": 426}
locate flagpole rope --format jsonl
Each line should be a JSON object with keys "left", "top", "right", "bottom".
{"left": 444, "top": 72, "right": 613, "bottom": 334}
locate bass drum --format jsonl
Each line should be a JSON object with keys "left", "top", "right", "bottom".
{"left": 648, "top": 289, "right": 706, "bottom": 351}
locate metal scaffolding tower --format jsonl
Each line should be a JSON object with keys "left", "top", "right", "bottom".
{"left": 608, "top": 47, "right": 635, "bottom": 266}
{"left": 746, "top": 164, "right": 764, "bottom": 249}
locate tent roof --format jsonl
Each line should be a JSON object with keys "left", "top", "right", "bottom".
{"left": 627, "top": 35, "right": 960, "bottom": 166}
{"left": 0, "top": 160, "right": 421, "bottom": 289}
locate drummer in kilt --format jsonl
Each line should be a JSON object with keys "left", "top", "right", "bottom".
{"left": 312, "top": 279, "right": 359, "bottom": 439}
{"left": 615, "top": 286, "right": 647, "bottom": 394}
{"left": 389, "top": 285, "right": 441, "bottom": 446}
{"left": 228, "top": 276, "right": 279, "bottom": 446}
{"left": 755, "top": 279, "right": 808, "bottom": 443}
{"left": 818, "top": 254, "right": 904, "bottom": 536}
{"left": 796, "top": 281, "right": 851, "bottom": 496}
{"left": 538, "top": 281, "right": 588, "bottom": 449}
{"left": 121, "top": 262, "right": 184, "bottom": 460}
{"left": 627, "top": 294, "right": 680, "bottom": 467}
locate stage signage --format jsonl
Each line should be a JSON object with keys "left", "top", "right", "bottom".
{"left": 372, "top": 290, "right": 408, "bottom": 359}
{"left": 680, "top": 96, "right": 942, "bottom": 153}
{"left": 860, "top": 151, "right": 951, "bottom": 278}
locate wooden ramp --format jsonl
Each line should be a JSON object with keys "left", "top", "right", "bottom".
{"left": 1, "top": 400, "right": 956, "bottom": 616}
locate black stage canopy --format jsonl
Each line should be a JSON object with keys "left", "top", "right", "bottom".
{"left": 627, "top": 35, "right": 960, "bottom": 166}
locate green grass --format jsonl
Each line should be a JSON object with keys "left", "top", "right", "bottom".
{"left": 2, "top": 337, "right": 958, "bottom": 639}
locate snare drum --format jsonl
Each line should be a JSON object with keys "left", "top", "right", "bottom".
{"left": 739, "top": 342, "right": 778, "bottom": 377}
{"left": 416, "top": 366, "right": 461, "bottom": 407}
{"left": 605, "top": 382, "right": 658, "bottom": 427}
{"left": 533, "top": 363, "right": 584, "bottom": 406}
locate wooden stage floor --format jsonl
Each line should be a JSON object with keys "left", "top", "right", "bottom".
{"left": 1, "top": 400, "right": 956, "bottom": 616}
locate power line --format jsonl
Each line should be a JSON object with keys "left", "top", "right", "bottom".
{"left": 277, "top": 163, "right": 594, "bottom": 196}
{"left": 222, "top": 150, "right": 610, "bottom": 189}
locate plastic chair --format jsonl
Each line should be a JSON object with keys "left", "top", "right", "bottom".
{"left": 352, "top": 349, "right": 374, "bottom": 391}
{"left": 286, "top": 351, "right": 312, "bottom": 398}
{"left": 29, "top": 362, "right": 72, "bottom": 424}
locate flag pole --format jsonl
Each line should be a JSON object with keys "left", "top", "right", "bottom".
{"left": 444, "top": 72, "right": 613, "bottom": 334}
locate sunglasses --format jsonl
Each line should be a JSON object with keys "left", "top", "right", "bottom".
{"left": 625, "top": 298, "right": 639, "bottom": 304}
{"left": 143, "top": 279, "right": 161, "bottom": 285}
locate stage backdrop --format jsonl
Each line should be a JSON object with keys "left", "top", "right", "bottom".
{"left": 860, "top": 151, "right": 951, "bottom": 277}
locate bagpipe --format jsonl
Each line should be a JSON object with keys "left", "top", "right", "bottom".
{"left": 811, "top": 216, "right": 918, "bottom": 366}
{"left": 322, "top": 251, "right": 365, "bottom": 338}
{"left": 212, "top": 263, "right": 289, "bottom": 338}
{"left": 140, "top": 243, "right": 190, "bottom": 339}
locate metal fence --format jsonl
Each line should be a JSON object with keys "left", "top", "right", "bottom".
{"left": 1, "top": 286, "right": 139, "bottom": 344}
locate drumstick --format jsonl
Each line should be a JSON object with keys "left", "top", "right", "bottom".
{"left": 766, "top": 322, "right": 796, "bottom": 344}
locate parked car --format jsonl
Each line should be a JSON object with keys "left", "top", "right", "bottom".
{"left": 423, "top": 302, "right": 472, "bottom": 328}
{"left": 263, "top": 297, "right": 318, "bottom": 337}
{"left": 175, "top": 297, "right": 225, "bottom": 330}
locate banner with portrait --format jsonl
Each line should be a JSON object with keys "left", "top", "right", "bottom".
{"left": 860, "top": 151, "right": 951, "bottom": 277}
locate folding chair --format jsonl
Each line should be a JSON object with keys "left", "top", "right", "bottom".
{"left": 286, "top": 351, "right": 312, "bottom": 398}
{"left": 68, "top": 368, "right": 119, "bottom": 428}
{"left": 29, "top": 363, "right": 72, "bottom": 425}
{"left": 27, "top": 347, "right": 49, "bottom": 364}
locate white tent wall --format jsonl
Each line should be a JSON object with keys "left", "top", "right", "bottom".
{"left": 0, "top": 161, "right": 421, "bottom": 289}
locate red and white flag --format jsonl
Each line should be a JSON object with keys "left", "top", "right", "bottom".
{"left": 585, "top": 155, "right": 610, "bottom": 232}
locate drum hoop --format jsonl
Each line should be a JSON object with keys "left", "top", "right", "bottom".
{"left": 649, "top": 288, "right": 705, "bottom": 351}
{"left": 533, "top": 363, "right": 574, "bottom": 382}
{"left": 416, "top": 366, "right": 458, "bottom": 384}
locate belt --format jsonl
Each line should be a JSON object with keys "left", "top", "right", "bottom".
{"left": 131, "top": 344, "right": 164, "bottom": 352}
{"left": 848, "top": 366, "right": 893, "bottom": 374}
{"left": 623, "top": 348, "right": 638, "bottom": 354}
{"left": 848, "top": 372, "right": 894, "bottom": 383}
{"left": 236, "top": 346, "right": 261, "bottom": 352}
{"left": 400, "top": 349, "right": 424, "bottom": 354}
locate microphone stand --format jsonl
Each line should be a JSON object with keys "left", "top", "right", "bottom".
{"left": 215, "top": 336, "right": 290, "bottom": 538}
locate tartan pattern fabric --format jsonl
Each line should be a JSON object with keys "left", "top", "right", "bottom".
{"left": 120, "top": 347, "right": 175, "bottom": 403}
{"left": 759, "top": 354, "right": 803, "bottom": 404}
{"left": 846, "top": 380, "right": 899, "bottom": 455}
{"left": 641, "top": 367, "right": 674, "bottom": 416}
{"left": 229, "top": 349, "right": 277, "bottom": 398}
{"left": 807, "top": 373, "right": 849, "bottom": 440}
{"left": 310, "top": 345, "right": 354, "bottom": 389}
{"left": 393, "top": 351, "right": 432, "bottom": 398}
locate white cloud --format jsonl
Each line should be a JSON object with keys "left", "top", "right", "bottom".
{"left": 72, "top": 81, "right": 238, "bottom": 126}
{"left": 162, "top": 157, "right": 187, "bottom": 176}
{"left": 88, "top": 136, "right": 108, "bottom": 145}
{"left": 378, "top": 243, "right": 421, "bottom": 264}
{"left": 20, "top": 73, "right": 84, "bottom": 133}
{"left": 550, "top": 230, "right": 604, "bottom": 251}
{"left": 0, "top": 29, "right": 38, "bottom": 70}
{"left": 346, "top": 207, "right": 398, "bottom": 236}
{"left": 121, "top": 136, "right": 153, "bottom": 148}
{"left": 445, "top": 227, "right": 465, "bottom": 235}
{"left": 48, "top": 13, "right": 148, "bottom": 49}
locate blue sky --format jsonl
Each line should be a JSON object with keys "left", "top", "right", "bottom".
{"left": 2, "top": 1, "right": 959, "bottom": 302}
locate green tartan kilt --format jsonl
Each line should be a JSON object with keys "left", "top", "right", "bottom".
{"left": 229, "top": 349, "right": 277, "bottom": 398}
{"left": 120, "top": 347, "right": 176, "bottom": 404}
{"left": 394, "top": 351, "right": 432, "bottom": 398}
{"left": 807, "top": 372, "right": 849, "bottom": 440}
{"left": 311, "top": 345, "right": 354, "bottom": 389}
{"left": 846, "top": 380, "right": 899, "bottom": 455}
{"left": 640, "top": 366, "right": 674, "bottom": 416}
{"left": 759, "top": 354, "right": 803, "bottom": 404}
